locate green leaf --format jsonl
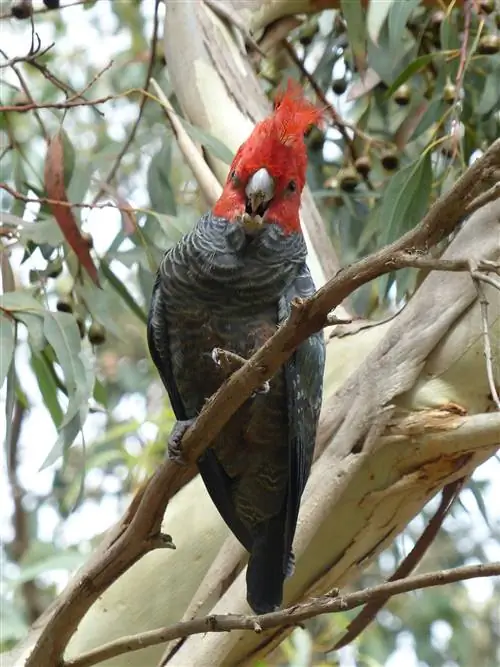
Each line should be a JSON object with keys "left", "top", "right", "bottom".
{"left": 30, "top": 350, "right": 63, "bottom": 428}
{"left": 410, "top": 97, "right": 448, "bottom": 142}
{"left": 59, "top": 128, "right": 76, "bottom": 190}
{"left": 147, "top": 140, "right": 177, "bottom": 215}
{"left": 477, "top": 69, "right": 500, "bottom": 116}
{"left": 367, "top": 0, "right": 393, "bottom": 45}
{"left": 379, "top": 153, "right": 433, "bottom": 246}
{"left": 386, "top": 53, "right": 440, "bottom": 97}
{"left": 18, "top": 217, "right": 64, "bottom": 247}
{"left": 75, "top": 281, "right": 127, "bottom": 338}
{"left": 10, "top": 550, "right": 85, "bottom": 587}
{"left": 387, "top": 0, "right": 420, "bottom": 53}
{"left": 180, "top": 118, "right": 235, "bottom": 166}
{"left": 42, "top": 312, "right": 86, "bottom": 428}
{"left": 17, "top": 311, "right": 46, "bottom": 352}
{"left": 100, "top": 259, "right": 148, "bottom": 324}
{"left": 0, "top": 314, "right": 15, "bottom": 390}
{"left": 341, "top": 0, "right": 366, "bottom": 71}
{"left": 0, "top": 290, "right": 43, "bottom": 313}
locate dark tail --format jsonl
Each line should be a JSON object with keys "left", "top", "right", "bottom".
{"left": 246, "top": 519, "right": 294, "bottom": 615}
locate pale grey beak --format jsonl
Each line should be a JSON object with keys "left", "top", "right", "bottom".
{"left": 245, "top": 167, "right": 275, "bottom": 218}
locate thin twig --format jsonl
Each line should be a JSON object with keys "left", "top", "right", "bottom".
{"left": 0, "top": 48, "right": 48, "bottom": 140}
{"left": 0, "top": 182, "right": 144, "bottom": 214}
{"left": 472, "top": 273, "right": 500, "bottom": 410}
{"left": 331, "top": 477, "right": 466, "bottom": 650}
{"left": 92, "top": 0, "right": 162, "bottom": 203}
{"left": 465, "top": 181, "right": 500, "bottom": 215}
{"left": 64, "top": 561, "right": 500, "bottom": 667}
{"left": 1, "top": 93, "right": 118, "bottom": 113}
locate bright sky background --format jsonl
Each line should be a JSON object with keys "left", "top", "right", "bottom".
{"left": 1, "top": 1, "right": 499, "bottom": 665}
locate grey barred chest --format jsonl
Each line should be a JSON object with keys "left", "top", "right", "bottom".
{"left": 166, "top": 306, "right": 280, "bottom": 417}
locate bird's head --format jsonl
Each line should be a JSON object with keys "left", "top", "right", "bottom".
{"left": 212, "top": 81, "right": 322, "bottom": 236}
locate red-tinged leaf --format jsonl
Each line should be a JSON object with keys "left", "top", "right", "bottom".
{"left": 44, "top": 133, "right": 100, "bottom": 287}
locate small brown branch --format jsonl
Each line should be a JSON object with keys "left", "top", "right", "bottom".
{"left": 393, "top": 253, "right": 500, "bottom": 276}
{"left": 92, "top": 0, "right": 162, "bottom": 203}
{"left": 332, "top": 477, "right": 466, "bottom": 650}
{"left": 0, "top": 48, "right": 48, "bottom": 140}
{"left": 465, "top": 181, "right": 500, "bottom": 215}
{"left": 0, "top": 182, "right": 144, "bottom": 215}
{"left": 23, "top": 138, "right": 500, "bottom": 667}
{"left": 0, "top": 93, "right": 118, "bottom": 113}
{"left": 473, "top": 275, "right": 500, "bottom": 410}
{"left": 64, "top": 561, "right": 500, "bottom": 667}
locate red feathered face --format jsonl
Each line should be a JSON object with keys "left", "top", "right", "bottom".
{"left": 213, "top": 83, "right": 322, "bottom": 235}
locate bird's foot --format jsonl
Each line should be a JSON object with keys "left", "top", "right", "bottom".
{"left": 167, "top": 418, "right": 195, "bottom": 465}
{"left": 211, "top": 347, "right": 270, "bottom": 396}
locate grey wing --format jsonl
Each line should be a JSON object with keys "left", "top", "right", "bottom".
{"left": 281, "top": 263, "right": 326, "bottom": 561}
{"left": 147, "top": 268, "right": 187, "bottom": 422}
{"left": 148, "top": 263, "right": 255, "bottom": 553}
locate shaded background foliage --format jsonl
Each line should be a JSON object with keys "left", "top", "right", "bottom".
{"left": 1, "top": 1, "right": 499, "bottom": 665}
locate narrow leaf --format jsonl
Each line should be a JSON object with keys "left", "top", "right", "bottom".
{"left": 44, "top": 132, "right": 100, "bottom": 286}
{"left": 0, "top": 314, "right": 15, "bottom": 389}
{"left": 341, "top": 0, "right": 367, "bottom": 73}
{"left": 367, "top": 0, "right": 393, "bottom": 45}
{"left": 100, "top": 259, "right": 148, "bottom": 324}
{"left": 43, "top": 312, "right": 87, "bottom": 428}
{"left": 379, "top": 153, "right": 433, "bottom": 246}
{"left": 386, "top": 53, "right": 439, "bottom": 97}
{"left": 180, "top": 118, "right": 235, "bottom": 166}
{"left": 30, "top": 351, "right": 63, "bottom": 428}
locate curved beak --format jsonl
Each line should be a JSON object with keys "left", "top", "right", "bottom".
{"left": 242, "top": 168, "right": 274, "bottom": 232}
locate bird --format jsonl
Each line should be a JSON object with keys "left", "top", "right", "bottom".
{"left": 147, "top": 81, "right": 325, "bottom": 614}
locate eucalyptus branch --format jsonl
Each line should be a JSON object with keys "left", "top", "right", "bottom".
{"left": 22, "top": 138, "right": 500, "bottom": 667}
{"left": 65, "top": 561, "right": 500, "bottom": 667}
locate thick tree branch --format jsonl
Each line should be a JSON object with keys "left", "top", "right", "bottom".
{"left": 65, "top": 561, "right": 500, "bottom": 667}
{"left": 331, "top": 477, "right": 466, "bottom": 650}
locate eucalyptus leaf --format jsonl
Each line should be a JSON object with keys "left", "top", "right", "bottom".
{"left": 17, "top": 311, "right": 46, "bottom": 352}
{"left": 43, "top": 312, "right": 87, "bottom": 428}
{"left": 30, "top": 351, "right": 63, "bottom": 428}
{"left": 367, "top": 0, "right": 393, "bottom": 45}
{"left": 386, "top": 53, "right": 439, "bottom": 97}
{"left": 0, "top": 291, "right": 43, "bottom": 313}
{"left": 19, "top": 217, "right": 64, "bottom": 247}
{"left": 0, "top": 314, "right": 15, "bottom": 389}
{"left": 11, "top": 550, "right": 85, "bottom": 587}
{"left": 379, "top": 153, "right": 433, "bottom": 246}
{"left": 387, "top": 0, "right": 419, "bottom": 53}
{"left": 100, "top": 259, "right": 148, "bottom": 324}
{"left": 147, "top": 140, "right": 177, "bottom": 215}
{"left": 180, "top": 118, "right": 234, "bottom": 166}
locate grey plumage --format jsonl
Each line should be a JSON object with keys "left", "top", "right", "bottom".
{"left": 148, "top": 212, "right": 325, "bottom": 613}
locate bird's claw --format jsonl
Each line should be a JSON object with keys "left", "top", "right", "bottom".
{"left": 211, "top": 347, "right": 270, "bottom": 395}
{"left": 167, "top": 418, "right": 195, "bottom": 465}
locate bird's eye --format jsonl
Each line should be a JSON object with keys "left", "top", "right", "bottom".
{"left": 230, "top": 170, "right": 238, "bottom": 183}
{"left": 287, "top": 180, "right": 297, "bottom": 192}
